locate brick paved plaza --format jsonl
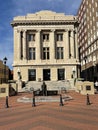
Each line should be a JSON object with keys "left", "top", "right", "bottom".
{"left": 0, "top": 91, "right": 98, "bottom": 130}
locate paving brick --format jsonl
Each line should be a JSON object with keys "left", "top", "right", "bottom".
{"left": 0, "top": 91, "right": 98, "bottom": 130}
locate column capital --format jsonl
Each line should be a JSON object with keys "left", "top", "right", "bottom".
{"left": 51, "top": 29, "right": 55, "bottom": 32}
{"left": 68, "top": 29, "right": 74, "bottom": 32}
{"left": 17, "top": 29, "right": 27, "bottom": 33}
{"left": 64, "top": 29, "right": 69, "bottom": 32}
{"left": 22, "top": 29, "right": 27, "bottom": 33}
{"left": 36, "top": 29, "right": 41, "bottom": 32}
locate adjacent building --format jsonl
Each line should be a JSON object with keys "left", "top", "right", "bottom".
{"left": 11, "top": 10, "right": 80, "bottom": 83}
{"left": 77, "top": 0, "right": 98, "bottom": 81}
{"left": 0, "top": 60, "right": 9, "bottom": 83}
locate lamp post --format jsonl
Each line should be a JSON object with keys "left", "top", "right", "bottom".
{"left": 72, "top": 67, "right": 76, "bottom": 85}
{"left": 72, "top": 67, "right": 75, "bottom": 78}
{"left": 84, "top": 56, "right": 87, "bottom": 81}
{"left": 3, "top": 57, "right": 7, "bottom": 83}
{"left": 17, "top": 68, "right": 21, "bottom": 80}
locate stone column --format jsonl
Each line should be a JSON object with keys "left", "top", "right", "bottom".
{"left": 64, "top": 30, "right": 69, "bottom": 59}
{"left": 68, "top": 30, "right": 71, "bottom": 58}
{"left": 50, "top": 29, "right": 55, "bottom": 60}
{"left": 17, "top": 30, "right": 21, "bottom": 60}
{"left": 75, "top": 30, "right": 78, "bottom": 59}
{"left": 23, "top": 30, "right": 27, "bottom": 60}
{"left": 70, "top": 30, "right": 74, "bottom": 58}
{"left": 36, "top": 30, "right": 41, "bottom": 60}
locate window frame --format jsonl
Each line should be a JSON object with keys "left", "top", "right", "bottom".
{"left": 56, "top": 47, "right": 64, "bottom": 59}
{"left": 29, "top": 47, "right": 36, "bottom": 60}
{"left": 42, "top": 47, "right": 50, "bottom": 60}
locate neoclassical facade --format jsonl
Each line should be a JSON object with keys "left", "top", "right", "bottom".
{"left": 11, "top": 10, "right": 80, "bottom": 82}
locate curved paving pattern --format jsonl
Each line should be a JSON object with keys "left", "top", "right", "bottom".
{"left": 17, "top": 94, "right": 73, "bottom": 103}
{"left": 0, "top": 91, "right": 98, "bottom": 130}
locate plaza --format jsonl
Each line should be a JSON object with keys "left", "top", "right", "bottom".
{"left": 0, "top": 91, "right": 98, "bottom": 130}
{"left": 0, "top": 0, "right": 98, "bottom": 129}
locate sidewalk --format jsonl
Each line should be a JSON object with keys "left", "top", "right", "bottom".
{"left": 0, "top": 91, "right": 98, "bottom": 130}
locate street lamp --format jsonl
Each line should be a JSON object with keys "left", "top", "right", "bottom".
{"left": 84, "top": 56, "right": 87, "bottom": 81}
{"left": 17, "top": 68, "right": 21, "bottom": 80}
{"left": 72, "top": 67, "right": 75, "bottom": 78}
{"left": 3, "top": 57, "right": 7, "bottom": 83}
{"left": 72, "top": 67, "right": 76, "bottom": 85}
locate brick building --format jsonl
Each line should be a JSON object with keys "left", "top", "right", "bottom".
{"left": 0, "top": 60, "right": 9, "bottom": 83}
{"left": 77, "top": 0, "right": 98, "bottom": 81}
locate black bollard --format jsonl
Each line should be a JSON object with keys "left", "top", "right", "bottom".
{"left": 86, "top": 94, "right": 90, "bottom": 105}
{"left": 32, "top": 91, "right": 36, "bottom": 107}
{"left": 5, "top": 96, "right": 9, "bottom": 108}
{"left": 59, "top": 94, "right": 64, "bottom": 106}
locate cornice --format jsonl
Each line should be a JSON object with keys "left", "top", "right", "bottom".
{"left": 11, "top": 20, "right": 77, "bottom": 27}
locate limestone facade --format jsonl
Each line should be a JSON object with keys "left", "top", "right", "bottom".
{"left": 11, "top": 10, "right": 80, "bottom": 82}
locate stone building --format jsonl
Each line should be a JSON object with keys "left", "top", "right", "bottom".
{"left": 77, "top": 0, "right": 98, "bottom": 81}
{"left": 11, "top": 10, "right": 80, "bottom": 83}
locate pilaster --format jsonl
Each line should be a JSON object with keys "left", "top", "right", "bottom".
{"left": 36, "top": 29, "right": 41, "bottom": 61}
{"left": 17, "top": 30, "right": 21, "bottom": 60}
{"left": 50, "top": 29, "right": 55, "bottom": 60}
{"left": 75, "top": 30, "right": 78, "bottom": 59}
{"left": 70, "top": 30, "right": 74, "bottom": 58}
{"left": 23, "top": 30, "right": 27, "bottom": 60}
{"left": 64, "top": 30, "right": 69, "bottom": 59}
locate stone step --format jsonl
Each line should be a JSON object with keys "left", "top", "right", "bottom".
{"left": 23, "top": 80, "right": 72, "bottom": 92}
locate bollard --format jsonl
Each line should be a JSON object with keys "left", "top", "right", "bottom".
{"left": 32, "top": 91, "right": 36, "bottom": 107}
{"left": 86, "top": 94, "right": 90, "bottom": 105}
{"left": 59, "top": 94, "right": 64, "bottom": 106}
{"left": 5, "top": 96, "right": 9, "bottom": 108}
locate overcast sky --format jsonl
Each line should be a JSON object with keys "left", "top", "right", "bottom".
{"left": 0, "top": 0, "right": 82, "bottom": 69}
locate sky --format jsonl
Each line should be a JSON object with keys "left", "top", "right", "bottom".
{"left": 0, "top": 0, "right": 82, "bottom": 69}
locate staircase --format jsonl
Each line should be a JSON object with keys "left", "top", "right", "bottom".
{"left": 23, "top": 80, "right": 72, "bottom": 92}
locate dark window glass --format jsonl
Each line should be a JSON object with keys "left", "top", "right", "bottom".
{"left": 28, "top": 34, "right": 35, "bottom": 41}
{"left": 43, "top": 47, "right": 50, "bottom": 60}
{"left": 58, "top": 69, "right": 65, "bottom": 80}
{"left": 57, "top": 47, "right": 63, "bottom": 59}
{"left": 43, "top": 34, "right": 49, "bottom": 41}
{"left": 29, "top": 48, "right": 36, "bottom": 60}
{"left": 28, "top": 69, "right": 36, "bottom": 81}
{"left": 57, "top": 34, "right": 63, "bottom": 41}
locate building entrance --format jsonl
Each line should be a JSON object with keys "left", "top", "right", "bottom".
{"left": 58, "top": 69, "right": 65, "bottom": 80}
{"left": 43, "top": 69, "right": 50, "bottom": 81}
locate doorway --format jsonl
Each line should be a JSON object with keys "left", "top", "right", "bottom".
{"left": 58, "top": 69, "right": 65, "bottom": 80}
{"left": 43, "top": 69, "right": 50, "bottom": 81}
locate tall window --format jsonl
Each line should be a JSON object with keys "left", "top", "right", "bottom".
{"left": 29, "top": 48, "right": 36, "bottom": 60}
{"left": 57, "top": 34, "right": 63, "bottom": 41}
{"left": 43, "top": 47, "right": 50, "bottom": 60}
{"left": 57, "top": 47, "right": 64, "bottom": 59}
{"left": 28, "top": 34, "right": 35, "bottom": 41}
{"left": 58, "top": 69, "right": 65, "bottom": 80}
{"left": 43, "top": 34, "right": 49, "bottom": 41}
{"left": 28, "top": 69, "right": 36, "bottom": 81}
